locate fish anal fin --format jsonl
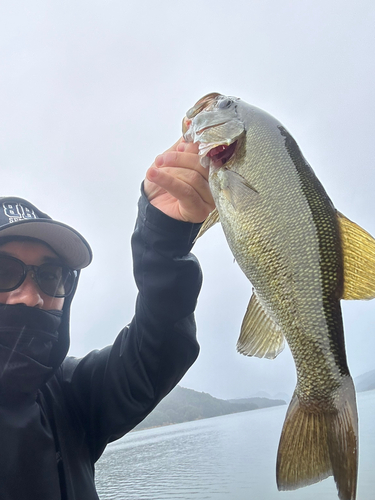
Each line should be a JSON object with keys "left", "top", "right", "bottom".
{"left": 338, "top": 211, "right": 375, "bottom": 300}
{"left": 277, "top": 376, "right": 358, "bottom": 500}
{"left": 237, "top": 291, "right": 285, "bottom": 359}
{"left": 194, "top": 208, "right": 220, "bottom": 242}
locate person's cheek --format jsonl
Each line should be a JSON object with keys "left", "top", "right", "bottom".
{"left": 45, "top": 296, "right": 64, "bottom": 311}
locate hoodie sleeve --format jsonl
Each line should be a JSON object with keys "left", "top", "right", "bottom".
{"left": 57, "top": 186, "right": 202, "bottom": 459}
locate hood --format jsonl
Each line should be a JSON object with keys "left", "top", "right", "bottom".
{"left": 48, "top": 269, "right": 81, "bottom": 374}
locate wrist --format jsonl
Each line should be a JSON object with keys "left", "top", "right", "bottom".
{"left": 137, "top": 183, "right": 202, "bottom": 254}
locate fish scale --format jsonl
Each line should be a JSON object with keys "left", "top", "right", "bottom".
{"left": 217, "top": 124, "right": 346, "bottom": 397}
{"left": 184, "top": 92, "right": 375, "bottom": 500}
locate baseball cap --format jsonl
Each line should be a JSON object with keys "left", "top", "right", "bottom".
{"left": 0, "top": 197, "right": 92, "bottom": 270}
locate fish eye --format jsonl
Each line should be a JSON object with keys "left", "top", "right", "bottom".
{"left": 218, "top": 98, "right": 232, "bottom": 109}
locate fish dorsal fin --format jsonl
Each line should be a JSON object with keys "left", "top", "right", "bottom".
{"left": 194, "top": 208, "right": 220, "bottom": 242}
{"left": 237, "top": 291, "right": 285, "bottom": 359}
{"left": 337, "top": 211, "right": 375, "bottom": 300}
{"left": 221, "top": 170, "right": 259, "bottom": 210}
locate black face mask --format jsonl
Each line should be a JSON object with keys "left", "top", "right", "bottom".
{"left": 0, "top": 304, "right": 62, "bottom": 401}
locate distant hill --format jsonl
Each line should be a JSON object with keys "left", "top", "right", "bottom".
{"left": 134, "top": 386, "right": 286, "bottom": 431}
{"left": 251, "top": 390, "right": 271, "bottom": 399}
{"left": 274, "top": 392, "right": 291, "bottom": 402}
{"left": 355, "top": 369, "right": 375, "bottom": 392}
{"left": 133, "top": 371, "right": 375, "bottom": 432}
{"left": 227, "top": 397, "right": 287, "bottom": 409}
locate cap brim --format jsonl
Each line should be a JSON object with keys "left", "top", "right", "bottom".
{"left": 0, "top": 219, "right": 92, "bottom": 269}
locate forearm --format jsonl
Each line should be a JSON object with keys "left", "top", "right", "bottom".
{"left": 132, "top": 184, "right": 203, "bottom": 324}
{"left": 103, "top": 187, "right": 203, "bottom": 429}
{"left": 59, "top": 187, "right": 203, "bottom": 450}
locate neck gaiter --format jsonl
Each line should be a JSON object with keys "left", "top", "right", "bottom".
{"left": 0, "top": 304, "right": 62, "bottom": 401}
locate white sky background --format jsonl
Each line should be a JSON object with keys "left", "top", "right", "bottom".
{"left": 1, "top": 0, "right": 375, "bottom": 399}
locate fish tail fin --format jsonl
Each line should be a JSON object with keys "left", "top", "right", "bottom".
{"left": 327, "top": 376, "right": 358, "bottom": 500}
{"left": 276, "top": 393, "right": 333, "bottom": 490}
{"left": 277, "top": 376, "right": 358, "bottom": 500}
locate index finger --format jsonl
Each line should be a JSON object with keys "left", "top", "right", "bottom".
{"left": 164, "top": 137, "right": 184, "bottom": 153}
{"left": 159, "top": 150, "right": 209, "bottom": 181}
{"left": 164, "top": 137, "right": 199, "bottom": 154}
{"left": 177, "top": 141, "right": 199, "bottom": 154}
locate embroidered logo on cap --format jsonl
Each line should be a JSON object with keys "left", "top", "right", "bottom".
{"left": 2, "top": 203, "right": 37, "bottom": 223}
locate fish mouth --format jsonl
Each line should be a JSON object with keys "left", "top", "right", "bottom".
{"left": 203, "top": 141, "right": 238, "bottom": 168}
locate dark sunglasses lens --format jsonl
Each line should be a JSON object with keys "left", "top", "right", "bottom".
{"left": 37, "top": 265, "right": 75, "bottom": 297}
{"left": 0, "top": 257, "right": 24, "bottom": 291}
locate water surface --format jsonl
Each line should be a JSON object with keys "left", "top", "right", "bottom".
{"left": 96, "top": 390, "right": 375, "bottom": 499}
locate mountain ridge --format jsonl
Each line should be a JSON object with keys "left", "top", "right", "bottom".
{"left": 134, "top": 385, "right": 286, "bottom": 431}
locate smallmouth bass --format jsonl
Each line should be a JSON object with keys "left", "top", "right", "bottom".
{"left": 183, "top": 93, "right": 375, "bottom": 500}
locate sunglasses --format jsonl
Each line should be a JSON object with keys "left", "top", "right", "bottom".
{"left": 0, "top": 255, "right": 77, "bottom": 298}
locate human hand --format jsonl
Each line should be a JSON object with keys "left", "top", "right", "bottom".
{"left": 144, "top": 138, "right": 215, "bottom": 223}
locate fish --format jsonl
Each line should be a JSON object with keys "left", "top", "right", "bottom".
{"left": 182, "top": 92, "right": 375, "bottom": 500}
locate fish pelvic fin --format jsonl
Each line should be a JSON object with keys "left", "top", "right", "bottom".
{"left": 193, "top": 208, "right": 220, "bottom": 243}
{"left": 277, "top": 376, "right": 358, "bottom": 500}
{"left": 236, "top": 291, "right": 285, "bottom": 359}
{"left": 338, "top": 211, "right": 375, "bottom": 300}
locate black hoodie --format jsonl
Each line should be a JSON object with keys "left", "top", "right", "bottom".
{"left": 0, "top": 190, "right": 202, "bottom": 499}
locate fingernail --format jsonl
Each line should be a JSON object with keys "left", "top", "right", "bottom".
{"left": 154, "top": 154, "right": 164, "bottom": 167}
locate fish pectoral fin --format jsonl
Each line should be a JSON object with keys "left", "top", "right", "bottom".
{"left": 236, "top": 291, "right": 285, "bottom": 359}
{"left": 337, "top": 211, "right": 375, "bottom": 300}
{"left": 277, "top": 376, "right": 358, "bottom": 500}
{"left": 193, "top": 208, "right": 220, "bottom": 242}
{"left": 221, "top": 170, "right": 259, "bottom": 210}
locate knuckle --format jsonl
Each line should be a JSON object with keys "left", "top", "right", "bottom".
{"left": 181, "top": 182, "right": 195, "bottom": 199}
{"left": 164, "top": 151, "right": 179, "bottom": 165}
{"left": 184, "top": 141, "right": 199, "bottom": 154}
{"left": 188, "top": 170, "right": 202, "bottom": 185}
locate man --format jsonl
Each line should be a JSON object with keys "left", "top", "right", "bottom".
{"left": 0, "top": 139, "right": 214, "bottom": 499}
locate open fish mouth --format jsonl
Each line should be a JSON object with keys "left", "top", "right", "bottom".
{"left": 207, "top": 141, "right": 237, "bottom": 166}
{"left": 199, "top": 140, "right": 238, "bottom": 168}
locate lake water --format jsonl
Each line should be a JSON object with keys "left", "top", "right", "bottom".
{"left": 95, "top": 390, "right": 375, "bottom": 499}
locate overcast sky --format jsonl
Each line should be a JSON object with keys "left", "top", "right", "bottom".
{"left": 1, "top": 0, "right": 375, "bottom": 400}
